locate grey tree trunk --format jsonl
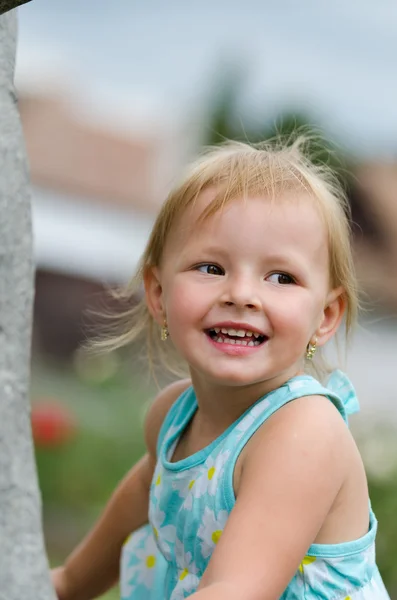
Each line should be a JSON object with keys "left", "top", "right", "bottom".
{"left": 0, "top": 8, "right": 56, "bottom": 600}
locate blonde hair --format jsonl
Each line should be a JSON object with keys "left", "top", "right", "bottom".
{"left": 92, "top": 136, "right": 358, "bottom": 377}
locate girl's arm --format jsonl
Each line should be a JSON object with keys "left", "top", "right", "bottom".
{"left": 191, "top": 395, "right": 357, "bottom": 600}
{"left": 52, "top": 378, "right": 190, "bottom": 600}
{"left": 52, "top": 453, "right": 153, "bottom": 600}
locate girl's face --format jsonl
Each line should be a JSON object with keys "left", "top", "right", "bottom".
{"left": 146, "top": 189, "right": 344, "bottom": 393}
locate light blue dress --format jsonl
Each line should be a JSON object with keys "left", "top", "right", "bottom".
{"left": 120, "top": 371, "right": 390, "bottom": 599}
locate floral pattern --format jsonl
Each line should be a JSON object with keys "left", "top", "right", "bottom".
{"left": 120, "top": 372, "right": 390, "bottom": 600}
{"left": 120, "top": 525, "right": 166, "bottom": 600}
{"left": 172, "top": 466, "right": 201, "bottom": 506}
{"left": 197, "top": 506, "right": 228, "bottom": 559}
{"left": 150, "top": 509, "right": 177, "bottom": 561}
{"left": 186, "top": 450, "right": 230, "bottom": 501}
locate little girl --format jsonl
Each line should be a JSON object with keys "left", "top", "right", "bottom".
{"left": 52, "top": 138, "right": 390, "bottom": 599}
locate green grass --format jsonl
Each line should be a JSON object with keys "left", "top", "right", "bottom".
{"left": 100, "top": 588, "right": 119, "bottom": 600}
{"left": 32, "top": 354, "right": 152, "bottom": 510}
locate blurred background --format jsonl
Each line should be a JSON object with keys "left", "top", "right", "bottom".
{"left": 15, "top": 1, "right": 397, "bottom": 597}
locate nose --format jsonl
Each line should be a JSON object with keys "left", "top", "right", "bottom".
{"left": 220, "top": 275, "right": 261, "bottom": 310}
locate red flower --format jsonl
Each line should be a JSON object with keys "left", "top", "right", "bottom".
{"left": 31, "top": 401, "right": 76, "bottom": 448}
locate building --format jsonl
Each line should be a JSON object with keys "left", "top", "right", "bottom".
{"left": 352, "top": 163, "right": 397, "bottom": 313}
{"left": 19, "top": 84, "right": 196, "bottom": 358}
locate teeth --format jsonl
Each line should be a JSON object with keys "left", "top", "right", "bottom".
{"left": 214, "top": 336, "right": 264, "bottom": 347}
{"left": 222, "top": 327, "right": 238, "bottom": 335}
{"left": 216, "top": 327, "right": 262, "bottom": 337}
{"left": 211, "top": 327, "right": 263, "bottom": 345}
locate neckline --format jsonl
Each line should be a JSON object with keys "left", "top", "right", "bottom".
{"left": 161, "top": 374, "right": 316, "bottom": 472}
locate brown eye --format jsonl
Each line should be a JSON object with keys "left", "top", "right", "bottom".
{"left": 197, "top": 264, "right": 224, "bottom": 275}
{"left": 267, "top": 272, "right": 295, "bottom": 285}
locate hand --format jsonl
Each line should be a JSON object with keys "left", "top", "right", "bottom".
{"left": 51, "top": 566, "right": 69, "bottom": 600}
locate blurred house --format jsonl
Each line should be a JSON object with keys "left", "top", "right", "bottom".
{"left": 18, "top": 86, "right": 195, "bottom": 359}
{"left": 351, "top": 164, "right": 397, "bottom": 313}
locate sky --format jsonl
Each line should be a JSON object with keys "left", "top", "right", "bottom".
{"left": 16, "top": 1, "right": 397, "bottom": 157}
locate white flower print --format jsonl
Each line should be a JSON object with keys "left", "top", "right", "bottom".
{"left": 120, "top": 562, "right": 138, "bottom": 599}
{"left": 362, "top": 544, "right": 375, "bottom": 566}
{"left": 288, "top": 378, "right": 310, "bottom": 391}
{"left": 235, "top": 399, "right": 271, "bottom": 441}
{"left": 185, "top": 450, "right": 230, "bottom": 506}
{"left": 197, "top": 506, "right": 228, "bottom": 559}
{"left": 164, "top": 424, "right": 182, "bottom": 455}
{"left": 151, "top": 509, "right": 177, "bottom": 561}
{"left": 182, "top": 483, "right": 198, "bottom": 511}
{"left": 169, "top": 537, "right": 201, "bottom": 599}
{"left": 165, "top": 423, "right": 181, "bottom": 441}
{"left": 122, "top": 525, "right": 151, "bottom": 557}
{"left": 121, "top": 530, "right": 159, "bottom": 595}
{"left": 296, "top": 555, "right": 334, "bottom": 590}
{"left": 172, "top": 467, "right": 201, "bottom": 504}
{"left": 367, "top": 573, "right": 390, "bottom": 599}
{"left": 175, "top": 537, "right": 200, "bottom": 576}
{"left": 171, "top": 573, "right": 200, "bottom": 600}
{"left": 171, "top": 539, "right": 200, "bottom": 600}
{"left": 299, "top": 553, "right": 365, "bottom": 596}
{"left": 151, "top": 463, "right": 164, "bottom": 502}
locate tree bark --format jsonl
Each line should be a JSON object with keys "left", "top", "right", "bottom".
{"left": 0, "top": 9, "right": 56, "bottom": 600}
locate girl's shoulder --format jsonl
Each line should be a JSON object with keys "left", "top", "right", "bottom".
{"left": 144, "top": 378, "right": 191, "bottom": 460}
{"left": 234, "top": 371, "right": 361, "bottom": 495}
{"left": 251, "top": 369, "right": 360, "bottom": 429}
{"left": 232, "top": 376, "right": 369, "bottom": 553}
{"left": 239, "top": 390, "right": 352, "bottom": 469}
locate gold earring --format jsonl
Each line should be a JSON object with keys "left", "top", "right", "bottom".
{"left": 306, "top": 338, "right": 317, "bottom": 360}
{"left": 160, "top": 320, "right": 169, "bottom": 341}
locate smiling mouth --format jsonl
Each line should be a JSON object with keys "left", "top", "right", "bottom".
{"left": 206, "top": 327, "right": 267, "bottom": 347}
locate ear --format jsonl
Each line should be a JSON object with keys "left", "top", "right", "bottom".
{"left": 316, "top": 287, "right": 346, "bottom": 347}
{"left": 143, "top": 266, "right": 165, "bottom": 325}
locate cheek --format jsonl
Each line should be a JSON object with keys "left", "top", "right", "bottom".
{"left": 270, "top": 292, "right": 319, "bottom": 335}
{"left": 164, "top": 280, "right": 206, "bottom": 328}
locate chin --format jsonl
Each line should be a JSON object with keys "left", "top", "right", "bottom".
{"left": 206, "top": 368, "right": 266, "bottom": 387}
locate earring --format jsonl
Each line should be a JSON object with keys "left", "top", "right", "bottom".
{"left": 306, "top": 338, "right": 317, "bottom": 360}
{"left": 160, "top": 319, "right": 169, "bottom": 341}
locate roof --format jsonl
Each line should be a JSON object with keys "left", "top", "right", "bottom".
{"left": 19, "top": 91, "right": 177, "bottom": 213}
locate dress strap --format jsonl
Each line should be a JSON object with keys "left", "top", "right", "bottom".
{"left": 325, "top": 369, "right": 360, "bottom": 417}
{"left": 156, "top": 386, "right": 196, "bottom": 457}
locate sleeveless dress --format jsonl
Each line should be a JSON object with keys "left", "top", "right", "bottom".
{"left": 120, "top": 371, "right": 390, "bottom": 599}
